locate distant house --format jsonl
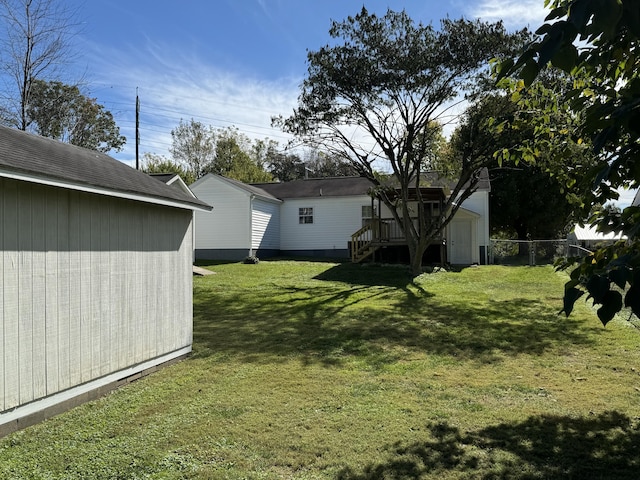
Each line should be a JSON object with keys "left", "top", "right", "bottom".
{"left": 191, "top": 171, "right": 490, "bottom": 265}
{"left": 0, "top": 127, "right": 211, "bottom": 436}
{"left": 568, "top": 224, "right": 626, "bottom": 254}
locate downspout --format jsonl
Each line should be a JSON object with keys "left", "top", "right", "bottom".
{"left": 192, "top": 210, "right": 196, "bottom": 263}
{"left": 249, "top": 194, "right": 254, "bottom": 257}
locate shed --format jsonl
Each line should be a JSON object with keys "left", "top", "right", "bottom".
{"left": 0, "top": 127, "right": 211, "bottom": 436}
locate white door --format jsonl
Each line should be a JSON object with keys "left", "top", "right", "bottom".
{"left": 450, "top": 219, "right": 472, "bottom": 264}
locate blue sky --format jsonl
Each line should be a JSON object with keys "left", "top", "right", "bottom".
{"left": 57, "top": 0, "right": 636, "bottom": 205}
{"left": 65, "top": 0, "right": 548, "bottom": 159}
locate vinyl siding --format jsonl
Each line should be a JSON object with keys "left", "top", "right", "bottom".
{"left": 457, "top": 191, "right": 490, "bottom": 249}
{"left": 252, "top": 199, "right": 280, "bottom": 250}
{"left": 280, "top": 196, "right": 370, "bottom": 251}
{"left": 0, "top": 178, "right": 193, "bottom": 413}
{"left": 191, "top": 176, "right": 250, "bottom": 250}
{"left": 446, "top": 191, "right": 490, "bottom": 264}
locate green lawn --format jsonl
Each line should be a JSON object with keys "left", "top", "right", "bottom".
{"left": 2, "top": 261, "right": 640, "bottom": 479}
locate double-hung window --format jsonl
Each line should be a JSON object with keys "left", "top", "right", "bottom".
{"left": 299, "top": 207, "right": 313, "bottom": 224}
{"left": 361, "top": 205, "right": 376, "bottom": 226}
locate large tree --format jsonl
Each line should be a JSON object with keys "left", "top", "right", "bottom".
{"left": 169, "top": 119, "right": 217, "bottom": 180}
{"left": 275, "top": 8, "right": 527, "bottom": 275}
{"left": 141, "top": 153, "right": 195, "bottom": 185}
{"left": 209, "top": 128, "right": 272, "bottom": 183}
{"left": 0, "top": 0, "right": 79, "bottom": 130}
{"left": 450, "top": 79, "right": 590, "bottom": 243}
{"left": 500, "top": 0, "right": 640, "bottom": 323}
{"left": 166, "top": 121, "right": 272, "bottom": 183}
{"left": 27, "top": 79, "right": 125, "bottom": 152}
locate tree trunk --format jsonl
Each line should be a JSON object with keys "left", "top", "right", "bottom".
{"left": 409, "top": 247, "right": 424, "bottom": 277}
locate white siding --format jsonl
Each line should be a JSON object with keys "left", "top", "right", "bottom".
{"left": 252, "top": 199, "right": 280, "bottom": 250}
{"left": 446, "top": 191, "right": 490, "bottom": 264}
{"left": 280, "top": 196, "right": 370, "bottom": 251}
{"left": 458, "top": 191, "right": 490, "bottom": 255}
{"left": 191, "top": 175, "right": 251, "bottom": 250}
{"left": 0, "top": 178, "right": 193, "bottom": 413}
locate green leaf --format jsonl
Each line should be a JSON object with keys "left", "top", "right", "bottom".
{"left": 520, "top": 60, "right": 540, "bottom": 87}
{"left": 597, "top": 290, "right": 623, "bottom": 326}
{"left": 560, "top": 286, "right": 584, "bottom": 317}
{"left": 591, "top": 0, "right": 624, "bottom": 40}
{"left": 624, "top": 284, "right": 640, "bottom": 318}
{"left": 586, "top": 274, "right": 610, "bottom": 304}
{"left": 551, "top": 44, "right": 578, "bottom": 72}
{"left": 608, "top": 268, "right": 629, "bottom": 290}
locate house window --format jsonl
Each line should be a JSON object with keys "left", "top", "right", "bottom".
{"left": 362, "top": 205, "right": 376, "bottom": 226}
{"left": 299, "top": 207, "right": 313, "bottom": 224}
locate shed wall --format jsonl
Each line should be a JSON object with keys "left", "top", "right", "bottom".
{"left": 0, "top": 178, "right": 193, "bottom": 414}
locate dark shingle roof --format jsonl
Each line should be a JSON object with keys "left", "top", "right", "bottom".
{"left": 216, "top": 175, "right": 282, "bottom": 201}
{"left": 148, "top": 173, "right": 179, "bottom": 184}
{"left": 252, "top": 176, "right": 374, "bottom": 199}
{"left": 0, "top": 126, "right": 210, "bottom": 210}
{"left": 251, "top": 169, "right": 490, "bottom": 200}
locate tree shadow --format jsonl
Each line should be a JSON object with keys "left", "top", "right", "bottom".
{"left": 336, "top": 411, "right": 640, "bottom": 479}
{"left": 313, "top": 262, "right": 415, "bottom": 288}
{"left": 192, "top": 264, "right": 597, "bottom": 366}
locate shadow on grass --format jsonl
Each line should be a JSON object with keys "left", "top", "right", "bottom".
{"left": 336, "top": 411, "right": 640, "bottom": 479}
{"left": 192, "top": 263, "right": 596, "bottom": 366}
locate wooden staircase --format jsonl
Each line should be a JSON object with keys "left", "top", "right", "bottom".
{"left": 350, "top": 223, "right": 379, "bottom": 263}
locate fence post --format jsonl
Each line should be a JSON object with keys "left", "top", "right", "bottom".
{"left": 529, "top": 241, "right": 536, "bottom": 266}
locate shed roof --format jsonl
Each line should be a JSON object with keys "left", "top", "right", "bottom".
{"left": 0, "top": 126, "right": 211, "bottom": 211}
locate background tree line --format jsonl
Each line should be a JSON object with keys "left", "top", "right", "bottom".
{"left": 141, "top": 118, "right": 356, "bottom": 185}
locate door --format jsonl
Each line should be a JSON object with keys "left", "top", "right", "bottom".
{"left": 450, "top": 219, "right": 473, "bottom": 264}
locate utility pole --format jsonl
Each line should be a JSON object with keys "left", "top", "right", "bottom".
{"left": 135, "top": 88, "right": 140, "bottom": 169}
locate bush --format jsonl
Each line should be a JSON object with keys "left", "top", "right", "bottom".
{"left": 243, "top": 255, "right": 260, "bottom": 264}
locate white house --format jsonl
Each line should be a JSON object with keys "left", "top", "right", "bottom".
{"left": 0, "top": 126, "right": 211, "bottom": 436}
{"left": 190, "top": 175, "right": 282, "bottom": 260}
{"left": 191, "top": 172, "right": 491, "bottom": 265}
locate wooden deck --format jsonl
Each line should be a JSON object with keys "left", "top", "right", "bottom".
{"left": 350, "top": 218, "right": 444, "bottom": 263}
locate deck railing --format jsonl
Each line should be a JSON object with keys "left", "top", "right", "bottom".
{"left": 350, "top": 216, "right": 446, "bottom": 263}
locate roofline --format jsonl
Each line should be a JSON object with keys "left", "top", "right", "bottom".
{"left": 277, "top": 193, "right": 372, "bottom": 201}
{"left": 0, "top": 168, "right": 212, "bottom": 212}
{"left": 163, "top": 174, "right": 198, "bottom": 199}
{"left": 193, "top": 173, "right": 282, "bottom": 204}
{"left": 451, "top": 204, "right": 481, "bottom": 218}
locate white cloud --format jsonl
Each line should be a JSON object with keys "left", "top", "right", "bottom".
{"left": 467, "top": 0, "right": 550, "bottom": 29}
{"left": 84, "top": 39, "right": 300, "bottom": 165}
{"left": 615, "top": 187, "right": 639, "bottom": 209}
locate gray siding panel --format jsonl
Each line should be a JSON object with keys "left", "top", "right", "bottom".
{"left": 0, "top": 178, "right": 194, "bottom": 418}
{"left": 4, "top": 181, "right": 19, "bottom": 409}
{"left": 251, "top": 199, "right": 280, "bottom": 251}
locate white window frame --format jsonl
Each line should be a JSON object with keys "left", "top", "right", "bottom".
{"left": 299, "top": 207, "right": 314, "bottom": 224}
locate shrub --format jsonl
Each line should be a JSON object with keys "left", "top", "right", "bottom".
{"left": 243, "top": 255, "right": 260, "bottom": 264}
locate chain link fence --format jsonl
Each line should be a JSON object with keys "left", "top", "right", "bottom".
{"left": 489, "top": 239, "right": 570, "bottom": 266}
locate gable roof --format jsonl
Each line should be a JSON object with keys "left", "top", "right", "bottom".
{"left": 251, "top": 169, "right": 490, "bottom": 200}
{"left": 0, "top": 126, "right": 211, "bottom": 211}
{"left": 252, "top": 176, "right": 373, "bottom": 199}
{"left": 149, "top": 173, "right": 197, "bottom": 199}
{"left": 191, "top": 173, "right": 281, "bottom": 203}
